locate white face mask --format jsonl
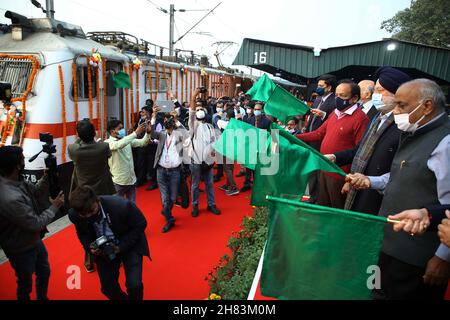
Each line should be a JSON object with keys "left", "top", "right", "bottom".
{"left": 246, "top": 108, "right": 253, "bottom": 115}
{"left": 216, "top": 107, "right": 223, "bottom": 113}
{"left": 394, "top": 102, "right": 426, "bottom": 133}
{"left": 196, "top": 109, "right": 206, "bottom": 120}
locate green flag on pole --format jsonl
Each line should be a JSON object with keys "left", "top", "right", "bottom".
{"left": 250, "top": 123, "right": 346, "bottom": 206}
{"left": 113, "top": 71, "right": 131, "bottom": 89}
{"left": 246, "top": 74, "right": 309, "bottom": 123}
{"left": 261, "top": 196, "right": 386, "bottom": 300}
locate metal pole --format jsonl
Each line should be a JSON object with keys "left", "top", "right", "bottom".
{"left": 46, "top": 0, "right": 55, "bottom": 19}
{"left": 169, "top": 4, "right": 175, "bottom": 56}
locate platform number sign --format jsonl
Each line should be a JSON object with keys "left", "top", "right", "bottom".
{"left": 254, "top": 51, "right": 267, "bottom": 64}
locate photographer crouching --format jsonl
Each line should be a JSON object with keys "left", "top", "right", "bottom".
{"left": 0, "top": 146, "right": 65, "bottom": 300}
{"left": 68, "top": 186, "right": 150, "bottom": 300}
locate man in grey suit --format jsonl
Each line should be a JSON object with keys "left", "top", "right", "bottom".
{"left": 150, "top": 112, "right": 188, "bottom": 233}
{"left": 68, "top": 119, "right": 116, "bottom": 272}
{"left": 304, "top": 74, "right": 337, "bottom": 203}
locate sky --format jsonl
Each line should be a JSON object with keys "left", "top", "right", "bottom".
{"left": 0, "top": 0, "right": 411, "bottom": 74}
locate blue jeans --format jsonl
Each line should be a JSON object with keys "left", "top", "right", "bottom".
{"left": 6, "top": 240, "right": 50, "bottom": 300}
{"left": 114, "top": 184, "right": 137, "bottom": 203}
{"left": 190, "top": 164, "right": 215, "bottom": 207}
{"left": 95, "top": 250, "right": 144, "bottom": 300}
{"left": 156, "top": 166, "right": 181, "bottom": 224}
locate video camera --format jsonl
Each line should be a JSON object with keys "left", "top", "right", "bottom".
{"left": 0, "top": 82, "right": 12, "bottom": 105}
{"left": 90, "top": 235, "right": 118, "bottom": 261}
{"left": 0, "top": 82, "right": 12, "bottom": 103}
{"left": 29, "top": 132, "right": 61, "bottom": 198}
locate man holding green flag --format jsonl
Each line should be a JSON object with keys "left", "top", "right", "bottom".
{"left": 213, "top": 119, "right": 346, "bottom": 207}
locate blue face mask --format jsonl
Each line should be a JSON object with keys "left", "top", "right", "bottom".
{"left": 117, "top": 128, "right": 126, "bottom": 139}
{"left": 254, "top": 110, "right": 262, "bottom": 117}
{"left": 371, "top": 93, "right": 384, "bottom": 110}
{"left": 315, "top": 87, "right": 325, "bottom": 96}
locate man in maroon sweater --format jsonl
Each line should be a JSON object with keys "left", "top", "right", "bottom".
{"left": 296, "top": 80, "right": 369, "bottom": 209}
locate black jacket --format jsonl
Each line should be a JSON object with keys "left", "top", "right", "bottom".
{"left": 68, "top": 196, "right": 150, "bottom": 259}
{"left": 248, "top": 115, "right": 272, "bottom": 130}
{"left": 335, "top": 116, "right": 401, "bottom": 215}
{"left": 306, "top": 93, "right": 336, "bottom": 150}
{"left": 426, "top": 204, "right": 450, "bottom": 230}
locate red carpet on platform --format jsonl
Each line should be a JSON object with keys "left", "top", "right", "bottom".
{"left": 1, "top": 166, "right": 449, "bottom": 300}
{"left": 0, "top": 171, "right": 253, "bottom": 300}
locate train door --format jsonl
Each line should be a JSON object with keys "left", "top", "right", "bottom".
{"left": 105, "top": 61, "right": 123, "bottom": 123}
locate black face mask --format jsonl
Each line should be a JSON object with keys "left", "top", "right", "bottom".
{"left": 335, "top": 97, "right": 353, "bottom": 111}
{"left": 84, "top": 210, "right": 101, "bottom": 224}
{"left": 164, "top": 117, "right": 175, "bottom": 130}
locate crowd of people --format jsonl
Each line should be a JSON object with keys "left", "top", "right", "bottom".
{"left": 1, "top": 66, "right": 450, "bottom": 300}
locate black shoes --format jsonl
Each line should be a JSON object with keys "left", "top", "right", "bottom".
{"left": 146, "top": 184, "right": 158, "bottom": 191}
{"left": 84, "top": 263, "right": 95, "bottom": 273}
{"left": 192, "top": 205, "right": 199, "bottom": 217}
{"left": 207, "top": 205, "right": 221, "bottom": 215}
{"left": 219, "top": 184, "right": 229, "bottom": 191}
{"left": 226, "top": 188, "right": 240, "bottom": 196}
{"left": 240, "top": 185, "right": 252, "bottom": 192}
{"left": 162, "top": 222, "right": 175, "bottom": 233}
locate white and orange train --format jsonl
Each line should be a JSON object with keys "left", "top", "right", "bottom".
{"left": 0, "top": 11, "right": 253, "bottom": 186}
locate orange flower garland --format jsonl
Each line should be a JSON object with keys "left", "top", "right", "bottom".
{"left": 95, "top": 67, "right": 101, "bottom": 137}
{"left": 169, "top": 67, "right": 173, "bottom": 98}
{"left": 58, "top": 65, "right": 67, "bottom": 163}
{"left": 162, "top": 64, "right": 169, "bottom": 100}
{"left": 71, "top": 62, "right": 79, "bottom": 125}
{"left": 0, "top": 54, "right": 39, "bottom": 146}
{"left": 135, "top": 67, "right": 139, "bottom": 126}
{"left": 147, "top": 69, "right": 153, "bottom": 102}
{"left": 180, "top": 68, "right": 184, "bottom": 102}
{"left": 154, "top": 61, "right": 160, "bottom": 102}
{"left": 102, "top": 59, "right": 107, "bottom": 140}
{"left": 129, "top": 65, "right": 134, "bottom": 128}
{"left": 175, "top": 67, "right": 179, "bottom": 100}
{"left": 86, "top": 57, "right": 93, "bottom": 121}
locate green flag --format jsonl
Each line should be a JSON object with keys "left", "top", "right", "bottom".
{"left": 246, "top": 73, "right": 276, "bottom": 101}
{"left": 265, "top": 85, "right": 309, "bottom": 123}
{"left": 250, "top": 123, "right": 346, "bottom": 206}
{"left": 261, "top": 196, "right": 386, "bottom": 300}
{"left": 113, "top": 71, "right": 131, "bottom": 89}
{"left": 213, "top": 118, "right": 270, "bottom": 170}
{"left": 246, "top": 74, "right": 309, "bottom": 123}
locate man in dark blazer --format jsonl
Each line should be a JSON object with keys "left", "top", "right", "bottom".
{"left": 241, "top": 102, "right": 272, "bottom": 192}
{"left": 68, "top": 186, "right": 150, "bottom": 300}
{"left": 68, "top": 119, "right": 116, "bottom": 272}
{"left": 304, "top": 74, "right": 337, "bottom": 203}
{"left": 326, "top": 66, "right": 412, "bottom": 215}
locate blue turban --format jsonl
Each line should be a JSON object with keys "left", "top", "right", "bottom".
{"left": 374, "top": 66, "right": 412, "bottom": 94}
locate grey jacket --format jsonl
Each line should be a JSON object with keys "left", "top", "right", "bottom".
{"left": 151, "top": 122, "right": 189, "bottom": 168}
{"left": 0, "top": 175, "right": 58, "bottom": 255}
{"left": 68, "top": 139, "right": 116, "bottom": 196}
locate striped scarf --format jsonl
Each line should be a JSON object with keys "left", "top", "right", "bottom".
{"left": 344, "top": 112, "right": 395, "bottom": 210}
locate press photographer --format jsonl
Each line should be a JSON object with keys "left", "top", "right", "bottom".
{"left": 68, "top": 186, "right": 150, "bottom": 300}
{"left": 0, "top": 146, "right": 65, "bottom": 300}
